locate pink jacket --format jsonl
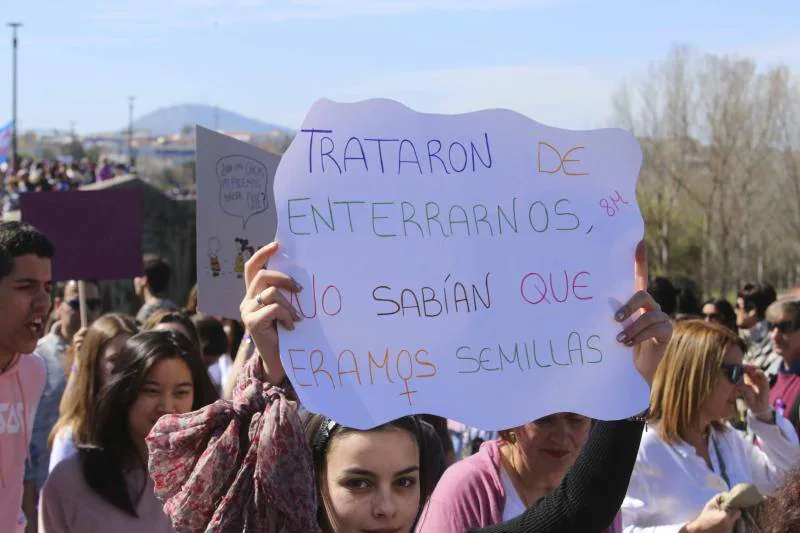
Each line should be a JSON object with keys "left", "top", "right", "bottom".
{"left": 416, "top": 439, "right": 622, "bottom": 533}
{"left": 0, "top": 353, "right": 45, "bottom": 533}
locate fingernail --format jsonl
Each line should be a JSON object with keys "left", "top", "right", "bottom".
{"left": 294, "top": 280, "right": 303, "bottom": 291}
{"left": 294, "top": 311, "right": 303, "bottom": 321}
{"left": 616, "top": 332, "right": 628, "bottom": 343}
{"left": 615, "top": 310, "right": 626, "bottom": 322}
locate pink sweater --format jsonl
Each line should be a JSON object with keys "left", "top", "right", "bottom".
{"left": 39, "top": 454, "right": 175, "bottom": 533}
{"left": 416, "top": 439, "right": 622, "bottom": 533}
{"left": 0, "top": 353, "right": 45, "bottom": 533}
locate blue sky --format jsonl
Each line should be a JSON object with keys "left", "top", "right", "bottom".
{"left": 1, "top": 0, "right": 799, "bottom": 133}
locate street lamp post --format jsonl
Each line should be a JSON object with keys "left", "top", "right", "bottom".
{"left": 7, "top": 22, "right": 22, "bottom": 169}
{"left": 128, "top": 95, "right": 135, "bottom": 168}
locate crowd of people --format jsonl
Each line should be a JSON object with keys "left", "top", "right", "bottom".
{"left": 0, "top": 158, "right": 131, "bottom": 213}
{"left": 1, "top": 220, "right": 800, "bottom": 533}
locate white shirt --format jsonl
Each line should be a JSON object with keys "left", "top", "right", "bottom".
{"left": 48, "top": 426, "right": 77, "bottom": 473}
{"left": 622, "top": 413, "right": 800, "bottom": 532}
{"left": 499, "top": 464, "right": 527, "bottom": 521}
{"left": 208, "top": 354, "right": 233, "bottom": 394}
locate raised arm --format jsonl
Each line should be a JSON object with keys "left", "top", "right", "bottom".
{"left": 240, "top": 242, "right": 303, "bottom": 386}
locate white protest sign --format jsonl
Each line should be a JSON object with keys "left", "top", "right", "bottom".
{"left": 272, "top": 99, "right": 645, "bottom": 430}
{"left": 196, "top": 126, "right": 279, "bottom": 319}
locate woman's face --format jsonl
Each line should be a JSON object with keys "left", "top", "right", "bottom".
{"left": 101, "top": 333, "right": 131, "bottom": 382}
{"left": 702, "top": 303, "right": 721, "bottom": 325}
{"left": 510, "top": 412, "right": 592, "bottom": 486}
{"left": 323, "top": 427, "right": 420, "bottom": 533}
{"left": 128, "top": 357, "right": 194, "bottom": 444}
{"left": 701, "top": 344, "right": 745, "bottom": 423}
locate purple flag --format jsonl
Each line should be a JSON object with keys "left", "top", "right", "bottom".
{"left": 21, "top": 189, "right": 143, "bottom": 281}
{"left": 0, "top": 121, "right": 12, "bottom": 164}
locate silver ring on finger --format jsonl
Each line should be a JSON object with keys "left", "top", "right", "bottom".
{"left": 256, "top": 290, "right": 265, "bottom": 307}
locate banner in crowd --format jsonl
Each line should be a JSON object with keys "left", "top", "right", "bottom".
{"left": 0, "top": 121, "right": 13, "bottom": 165}
{"left": 195, "top": 126, "right": 279, "bottom": 319}
{"left": 21, "top": 189, "right": 142, "bottom": 281}
{"left": 270, "top": 99, "right": 646, "bottom": 430}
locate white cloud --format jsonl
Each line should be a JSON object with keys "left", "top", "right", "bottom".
{"left": 324, "top": 64, "right": 619, "bottom": 130}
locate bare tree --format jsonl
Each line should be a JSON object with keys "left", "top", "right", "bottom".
{"left": 616, "top": 45, "right": 793, "bottom": 296}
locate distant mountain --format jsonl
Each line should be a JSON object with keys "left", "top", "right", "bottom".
{"left": 132, "top": 104, "right": 290, "bottom": 136}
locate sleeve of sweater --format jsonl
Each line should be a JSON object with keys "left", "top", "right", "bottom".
{"left": 38, "top": 462, "right": 71, "bottom": 533}
{"left": 470, "top": 419, "right": 644, "bottom": 533}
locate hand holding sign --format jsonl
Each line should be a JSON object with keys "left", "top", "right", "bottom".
{"left": 616, "top": 242, "right": 671, "bottom": 386}
{"left": 240, "top": 241, "right": 303, "bottom": 386}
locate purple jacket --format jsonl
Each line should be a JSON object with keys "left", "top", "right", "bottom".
{"left": 416, "top": 439, "right": 622, "bottom": 533}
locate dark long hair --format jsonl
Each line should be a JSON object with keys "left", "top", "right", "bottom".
{"left": 703, "top": 298, "right": 737, "bottom": 333}
{"left": 303, "top": 414, "right": 441, "bottom": 533}
{"left": 80, "top": 330, "right": 219, "bottom": 516}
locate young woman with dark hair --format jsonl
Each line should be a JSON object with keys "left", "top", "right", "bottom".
{"left": 39, "top": 331, "right": 218, "bottom": 532}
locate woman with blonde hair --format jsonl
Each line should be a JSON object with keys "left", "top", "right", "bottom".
{"left": 48, "top": 313, "right": 138, "bottom": 471}
{"left": 622, "top": 320, "right": 799, "bottom": 532}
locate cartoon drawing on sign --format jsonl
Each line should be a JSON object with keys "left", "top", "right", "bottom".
{"left": 208, "top": 237, "right": 221, "bottom": 277}
{"left": 216, "top": 154, "right": 270, "bottom": 230}
{"left": 234, "top": 237, "right": 255, "bottom": 278}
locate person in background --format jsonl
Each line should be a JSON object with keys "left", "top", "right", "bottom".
{"left": 97, "top": 158, "right": 113, "bottom": 182}
{"left": 134, "top": 254, "right": 179, "bottom": 324}
{"left": 184, "top": 284, "right": 198, "bottom": 316}
{"left": 765, "top": 298, "right": 800, "bottom": 434}
{"left": 39, "top": 331, "right": 218, "bottom": 533}
{"left": 702, "top": 298, "right": 738, "bottom": 333}
{"left": 417, "top": 411, "right": 626, "bottom": 533}
{"left": 647, "top": 276, "right": 678, "bottom": 317}
{"left": 48, "top": 314, "right": 137, "bottom": 471}
{"left": 737, "top": 283, "right": 780, "bottom": 383}
{"left": 191, "top": 313, "right": 231, "bottom": 394}
{"left": 675, "top": 285, "right": 701, "bottom": 319}
{"left": 26, "top": 280, "right": 102, "bottom": 501}
{"left": 622, "top": 320, "right": 799, "bottom": 532}
{"left": 141, "top": 308, "right": 201, "bottom": 350}
{"left": 0, "top": 222, "right": 54, "bottom": 533}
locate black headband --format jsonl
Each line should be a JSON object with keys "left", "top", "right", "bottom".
{"left": 311, "top": 417, "right": 339, "bottom": 459}
{"left": 310, "top": 415, "right": 423, "bottom": 459}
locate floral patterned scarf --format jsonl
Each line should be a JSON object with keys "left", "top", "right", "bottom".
{"left": 147, "top": 355, "right": 321, "bottom": 532}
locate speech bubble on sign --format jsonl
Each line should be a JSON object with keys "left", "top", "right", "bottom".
{"left": 272, "top": 98, "right": 645, "bottom": 430}
{"left": 217, "top": 155, "right": 269, "bottom": 229}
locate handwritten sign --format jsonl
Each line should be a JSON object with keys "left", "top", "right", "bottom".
{"left": 272, "top": 99, "right": 645, "bottom": 430}
{"left": 196, "top": 126, "right": 279, "bottom": 319}
{"left": 21, "top": 189, "right": 142, "bottom": 281}
{"left": 217, "top": 155, "right": 270, "bottom": 229}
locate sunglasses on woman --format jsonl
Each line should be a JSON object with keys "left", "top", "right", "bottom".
{"left": 721, "top": 363, "right": 744, "bottom": 385}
